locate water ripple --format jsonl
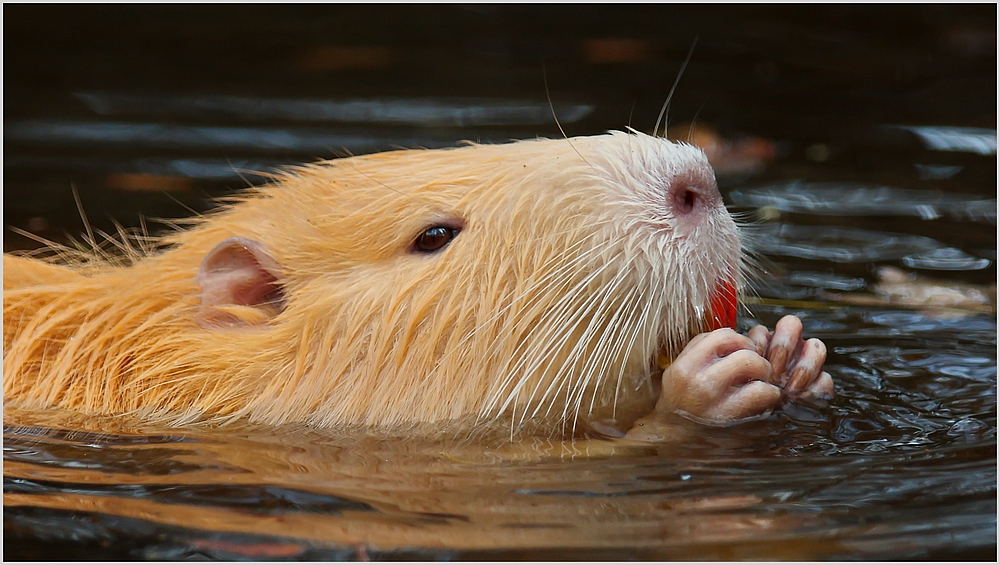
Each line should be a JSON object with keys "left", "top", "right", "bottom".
{"left": 3, "top": 120, "right": 518, "bottom": 153}
{"left": 894, "top": 125, "right": 997, "bottom": 156}
{"left": 748, "top": 223, "right": 951, "bottom": 263}
{"left": 730, "top": 182, "right": 996, "bottom": 224}
{"left": 74, "top": 92, "right": 595, "bottom": 127}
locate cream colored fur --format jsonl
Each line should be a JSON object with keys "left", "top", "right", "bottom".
{"left": 4, "top": 132, "right": 742, "bottom": 433}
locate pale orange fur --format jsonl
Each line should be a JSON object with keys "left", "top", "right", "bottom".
{"left": 4, "top": 132, "right": 742, "bottom": 433}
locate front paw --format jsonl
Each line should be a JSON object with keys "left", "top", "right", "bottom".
{"left": 748, "top": 315, "right": 834, "bottom": 401}
{"left": 656, "top": 328, "right": 782, "bottom": 424}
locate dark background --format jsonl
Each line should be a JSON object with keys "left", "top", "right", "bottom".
{"left": 5, "top": 4, "right": 995, "bottom": 252}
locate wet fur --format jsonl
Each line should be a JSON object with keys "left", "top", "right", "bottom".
{"left": 4, "top": 132, "right": 742, "bottom": 433}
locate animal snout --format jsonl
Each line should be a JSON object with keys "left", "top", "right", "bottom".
{"left": 673, "top": 185, "right": 700, "bottom": 215}
{"left": 665, "top": 174, "right": 721, "bottom": 220}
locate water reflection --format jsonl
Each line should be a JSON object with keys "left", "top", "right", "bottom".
{"left": 5, "top": 155, "right": 278, "bottom": 182}
{"left": 4, "top": 379, "right": 995, "bottom": 560}
{"left": 901, "top": 247, "right": 993, "bottom": 270}
{"left": 75, "top": 92, "right": 595, "bottom": 127}
{"left": 894, "top": 125, "right": 997, "bottom": 155}
{"left": 748, "top": 223, "right": 977, "bottom": 264}
{"left": 803, "top": 266, "right": 997, "bottom": 315}
{"left": 784, "top": 271, "right": 867, "bottom": 291}
{"left": 4, "top": 120, "right": 509, "bottom": 153}
{"left": 730, "top": 182, "right": 997, "bottom": 223}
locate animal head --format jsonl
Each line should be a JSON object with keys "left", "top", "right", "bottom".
{"left": 150, "top": 131, "right": 742, "bottom": 431}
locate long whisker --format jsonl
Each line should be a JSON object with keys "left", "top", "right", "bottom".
{"left": 493, "top": 261, "right": 613, "bottom": 423}
{"left": 492, "top": 254, "right": 618, "bottom": 425}
{"left": 608, "top": 276, "right": 655, "bottom": 420}
{"left": 569, "top": 280, "right": 641, "bottom": 434}
{"left": 477, "top": 246, "right": 606, "bottom": 419}
{"left": 557, "top": 265, "right": 635, "bottom": 418}
{"left": 432, "top": 220, "right": 620, "bottom": 386}
{"left": 455, "top": 243, "right": 608, "bottom": 418}
{"left": 538, "top": 266, "right": 634, "bottom": 425}
{"left": 654, "top": 36, "right": 699, "bottom": 138}
{"left": 544, "top": 63, "right": 595, "bottom": 171}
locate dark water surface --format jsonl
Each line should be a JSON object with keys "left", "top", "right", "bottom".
{"left": 4, "top": 5, "right": 996, "bottom": 560}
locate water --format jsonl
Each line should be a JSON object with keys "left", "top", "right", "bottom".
{"left": 4, "top": 5, "right": 996, "bottom": 560}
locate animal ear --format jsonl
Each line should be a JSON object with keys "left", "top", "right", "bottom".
{"left": 196, "top": 238, "right": 285, "bottom": 329}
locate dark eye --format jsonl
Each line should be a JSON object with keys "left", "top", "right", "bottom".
{"left": 413, "top": 225, "right": 461, "bottom": 253}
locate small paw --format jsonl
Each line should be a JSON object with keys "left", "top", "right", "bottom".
{"left": 655, "top": 328, "right": 782, "bottom": 425}
{"left": 750, "top": 315, "right": 833, "bottom": 401}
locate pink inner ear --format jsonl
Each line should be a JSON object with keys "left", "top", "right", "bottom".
{"left": 197, "top": 238, "right": 284, "bottom": 327}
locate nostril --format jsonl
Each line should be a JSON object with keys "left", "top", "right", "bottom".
{"left": 675, "top": 188, "right": 698, "bottom": 214}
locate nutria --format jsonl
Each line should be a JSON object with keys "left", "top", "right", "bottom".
{"left": 3, "top": 131, "right": 832, "bottom": 436}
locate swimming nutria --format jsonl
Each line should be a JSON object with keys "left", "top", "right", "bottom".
{"left": 3, "top": 131, "right": 832, "bottom": 436}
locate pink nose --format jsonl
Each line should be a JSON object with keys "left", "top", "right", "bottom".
{"left": 663, "top": 163, "right": 721, "bottom": 222}
{"left": 672, "top": 185, "right": 700, "bottom": 215}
